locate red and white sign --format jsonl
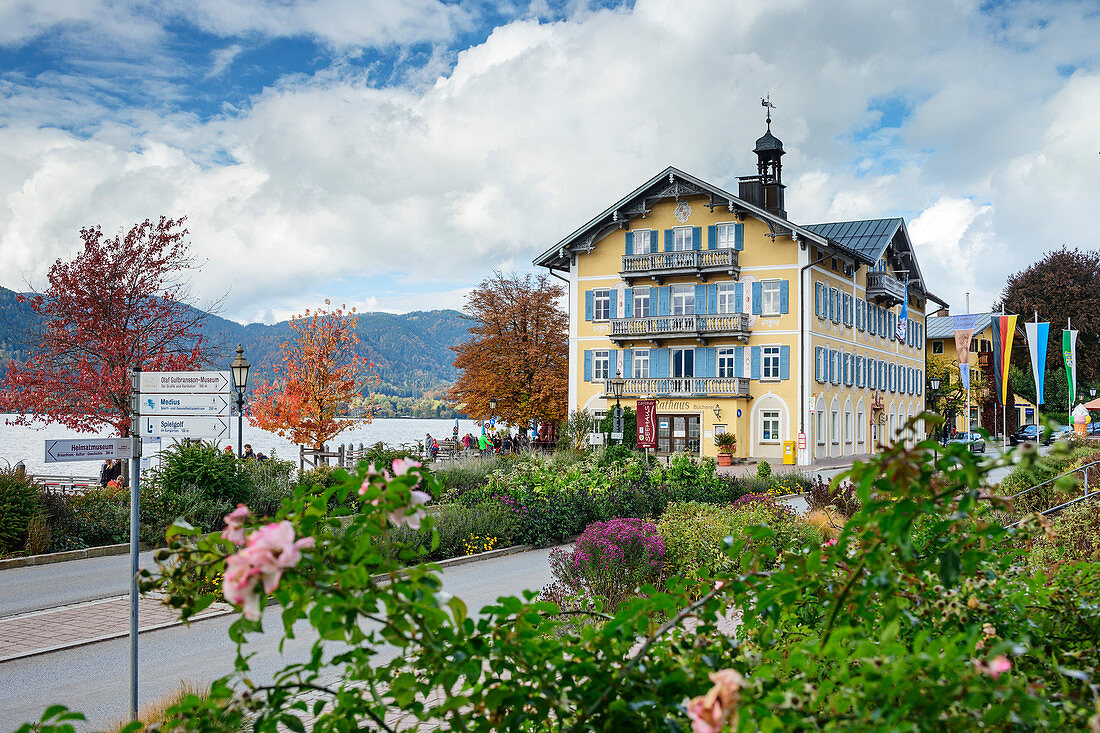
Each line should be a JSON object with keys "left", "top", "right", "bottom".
{"left": 798, "top": 432, "right": 807, "bottom": 450}
{"left": 636, "top": 399, "right": 657, "bottom": 450}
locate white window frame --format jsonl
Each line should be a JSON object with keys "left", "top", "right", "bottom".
{"left": 761, "top": 345, "right": 781, "bottom": 381}
{"left": 816, "top": 409, "right": 826, "bottom": 445}
{"left": 634, "top": 229, "right": 654, "bottom": 254}
{"left": 633, "top": 287, "right": 651, "bottom": 318}
{"left": 593, "top": 350, "right": 610, "bottom": 381}
{"left": 844, "top": 409, "right": 853, "bottom": 444}
{"left": 671, "top": 284, "right": 694, "bottom": 315}
{"left": 673, "top": 226, "right": 692, "bottom": 251}
{"left": 831, "top": 409, "right": 840, "bottom": 445}
{"left": 717, "top": 347, "right": 737, "bottom": 378}
{"left": 717, "top": 222, "right": 738, "bottom": 249}
{"left": 632, "top": 348, "right": 649, "bottom": 378}
{"left": 760, "top": 280, "right": 781, "bottom": 316}
{"left": 717, "top": 282, "right": 737, "bottom": 313}
{"left": 761, "top": 410, "right": 780, "bottom": 443}
{"left": 593, "top": 288, "right": 610, "bottom": 321}
{"left": 671, "top": 347, "right": 694, "bottom": 378}
{"left": 857, "top": 410, "right": 866, "bottom": 443}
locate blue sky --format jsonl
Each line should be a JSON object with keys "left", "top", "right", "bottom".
{"left": 0, "top": 0, "right": 1097, "bottom": 322}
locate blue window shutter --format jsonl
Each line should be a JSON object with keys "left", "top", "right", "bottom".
{"left": 734, "top": 282, "right": 744, "bottom": 312}
{"left": 814, "top": 347, "right": 820, "bottom": 381}
{"left": 664, "top": 229, "right": 673, "bottom": 252}
{"left": 707, "top": 283, "right": 717, "bottom": 314}
{"left": 751, "top": 282, "right": 762, "bottom": 314}
{"left": 780, "top": 345, "right": 790, "bottom": 380}
{"left": 625, "top": 232, "right": 634, "bottom": 256}
{"left": 827, "top": 288, "right": 834, "bottom": 321}
{"left": 814, "top": 283, "right": 821, "bottom": 318}
{"left": 694, "top": 283, "right": 707, "bottom": 313}
{"left": 609, "top": 294, "right": 618, "bottom": 320}
{"left": 701, "top": 347, "right": 716, "bottom": 378}
{"left": 585, "top": 290, "right": 594, "bottom": 321}
{"left": 735, "top": 223, "right": 744, "bottom": 250}
{"left": 624, "top": 287, "right": 633, "bottom": 318}
{"left": 750, "top": 346, "right": 761, "bottom": 379}
{"left": 780, "top": 280, "right": 789, "bottom": 314}
{"left": 827, "top": 350, "right": 834, "bottom": 383}
{"left": 692, "top": 226, "right": 702, "bottom": 251}
{"left": 584, "top": 350, "right": 593, "bottom": 381}
{"left": 623, "top": 348, "right": 632, "bottom": 377}
{"left": 655, "top": 348, "right": 670, "bottom": 378}
{"left": 734, "top": 346, "right": 744, "bottom": 378}
{"left": 657, "top": 286, "right": 671, "bottom": 316}
{"left": 707, "top": 225, "right": 717, "bottom": 250}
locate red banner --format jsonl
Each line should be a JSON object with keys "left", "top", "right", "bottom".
{"left": 636, "top": 399, "right": 657, "bottom": 450}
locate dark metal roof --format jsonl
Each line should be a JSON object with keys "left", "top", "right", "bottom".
{"left": 803, "top": 218, "right": 903, "bottom": 260}
{"left": 926, "top": 313, "right": 994, "bottom": 340}
{"left": 754, "top": 130, "right": 784, "bottom": 153}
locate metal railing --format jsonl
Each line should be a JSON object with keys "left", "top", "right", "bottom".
{"left": 621, "top": 248, "right": 738, "bottom": 276}
{"left": 866, "top": 271, "right": 906, "bottom": 302}
{"left": 604, "top": 376, "right": 750, "bottom": 398}
{"left": 609, "top": 313, "right": 751, "bottom": 340}
{"left": 1003, "top": 459, "right": 1100, "bottom": 528}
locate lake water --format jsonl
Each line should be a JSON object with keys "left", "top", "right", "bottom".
{"left": 0, "top": 415, "right": 486, "bottom": 476}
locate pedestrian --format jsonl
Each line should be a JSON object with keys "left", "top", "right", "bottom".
{"left": 502, "top": 433, "right": 513, "bottom": 453}
{"left": 255, "top": 451, "right": 269, "bottom": 461}
{"left": 478, "top": 432, "right": 488, "bottom": 457}
{"left": 242, "top": 444, "right": 256, "bottom": 459}
{"left": 100, "top": 459, "right": 112, "bottom": 487}
{"left": 103, "top": 459, "right": 122, "bottom": 486}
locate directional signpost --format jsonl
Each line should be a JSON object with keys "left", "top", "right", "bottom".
{"left": 44, "top": 438, "right": 130, "bottom": 463}
{"left": 127, "top": 367, "right": 234, "bottom": 718}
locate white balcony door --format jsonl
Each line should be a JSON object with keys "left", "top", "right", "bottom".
{"left": 671, "top": 348, "right": 694, "bottom": 395}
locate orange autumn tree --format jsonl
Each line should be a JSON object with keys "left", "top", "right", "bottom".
{"left": 251, "top": 302, "right": 378, "bottom": 450}
{"left": 448, "top": 271, "right": 567, "bottom": 425}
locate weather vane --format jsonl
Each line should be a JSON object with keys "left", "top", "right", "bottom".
{"left": 761, "top": 94, "right": 776, "bottom": 130}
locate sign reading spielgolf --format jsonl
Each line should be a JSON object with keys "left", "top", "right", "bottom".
{"left": 45, "top": 438, "right": 131, "bottom": 463}
{"left": 140, "top": 416, "right": 229, "bottom": 440}
{"left": 636, "top": 399, "right": 657, "bottom": 450}
{"left": 142, "top": 394, "right": 230, "bottom": 416}
{"left": 140, "top": 371, "right": 231, "bottom": 394}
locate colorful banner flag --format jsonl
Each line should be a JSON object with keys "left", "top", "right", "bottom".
{"left": 1024, "top": 321, "right": 1049, "bottom": 405}
{"left": 1064, "top": 329, "right": 1079, "bottom": 407}
{"left": 953, "top": 314, "right": 978, "bottom": 391}
{"left": 990, "top": 314, "right": 1018, "bottom": 405}
{"left": 895, "top": 282, "right": 908, "bottom": 341}
{"left": 636, "top": 398, "right": 657, "bottom": 450}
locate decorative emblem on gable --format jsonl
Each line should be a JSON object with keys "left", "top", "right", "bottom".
{"left": 674, "top": 201, "right": 692, "bottom": 223}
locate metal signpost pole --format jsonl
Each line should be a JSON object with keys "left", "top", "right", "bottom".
{"left": 129, "top": 366, "right": 142, "bottom": 720}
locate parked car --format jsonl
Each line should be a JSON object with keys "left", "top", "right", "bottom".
{"left": 947, "top": 431, "right": 986, "bottom": 453}
{"left": 1009, "top": 424, "right": 1051, "bottom": 446}
{"left": 1087, "top": 422, "right": 1100, "bottom": 438}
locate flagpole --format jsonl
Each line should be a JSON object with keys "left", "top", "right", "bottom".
{"left": 966, "top": 294, "right": 970, "bottom": 437}
{"left": 1068, "top": 316, "right": 1073, "bottom": 421}
{"left": 1002, "top": 304, "right": 1007, "bottom": 452}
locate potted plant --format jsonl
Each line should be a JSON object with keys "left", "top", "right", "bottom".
{"left": 714, "top": 432, "right": 737, "bottom": 466}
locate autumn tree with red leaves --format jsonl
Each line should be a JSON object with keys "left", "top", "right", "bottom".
{"left": 448, "top": 271, "right": 567, "bottom": 425}
{"left": 0, "top": 217, "right": 213, "bottom": 437}
{"left": 251, "top": 302, "right": 378, "bottom": 451}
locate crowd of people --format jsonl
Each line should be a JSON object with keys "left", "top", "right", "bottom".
{"left": 423, "top": 429, "right": 531, "bottom": 459}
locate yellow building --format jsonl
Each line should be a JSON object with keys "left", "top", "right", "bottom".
{"left": 925, "top": 312, "right": 1038, "bottom": 434}
{"left": 534, "top": 123, "right": 944, "bottom": 466}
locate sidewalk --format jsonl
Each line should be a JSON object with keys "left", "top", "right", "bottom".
{"left": 0, "top": 595, "right": 231, "bottom": 663}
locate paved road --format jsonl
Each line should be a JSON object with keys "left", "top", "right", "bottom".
{"left": 0, "top": 546, "right": 559, "bottom": 731}
{"left": 0, "top": 550, "right": 159, "bottom": 618}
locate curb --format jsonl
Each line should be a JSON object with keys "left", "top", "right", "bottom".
{"left": 0, "top": 542, "right": 142, "bottom": 571}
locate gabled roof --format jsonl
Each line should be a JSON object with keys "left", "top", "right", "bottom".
{"left": 532, "top": 166, "right": 835, "bottom": 271}
{"left": 926, "top": 313, "right": 994, "bottom": 340}
{"left": 803, "top": 218, "right": 903, "bottom": 261}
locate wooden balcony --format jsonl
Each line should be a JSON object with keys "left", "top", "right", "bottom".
{"left": 608, "top": 313, "right": 751, "bottom": 345}
{"left": 866, "top": 271, "right": 906, "bottom": 306}
{"left": 620, "top": 248, "right": 739, "bottom": 284}
{"left": 605, "top": 377, "right": 751, "bottom": 398}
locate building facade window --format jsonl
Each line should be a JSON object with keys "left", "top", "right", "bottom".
{"left": 717, "top": 223, "right": 738, "bottom": 249}
{"left": 762, "top": 345, "right": 781, "bottom": 380}
{"left": 634, "top": 229, "right": 654, "bottom": 254}
{"left": 932, "top": 341, "right": 944, "bottom": 354}
{"left": 717, "top": 348, "right": 737, "bottom": 378}
{"left": 671, "top": 284, "right": 694, "bottom": 315}
{"left": 831, "top": 409, "right": 840, "bottom": 445}
{"left": 857, "top": 410, "right": 866, "bottom": 442}
{"left": 671, "top": 347, "right": 694, "bottom": 378}
{"left": 761, "top": 410, "right": 780, "bottom": 442}
{"left": 816, "top": 409, "right": 826, "bottom": 445}
{"left": 593, "top": 288, "right": 610, "bottom": 321}
{"left": 673, "top": 227, "right": 692, "bottom": 251}
{"left": 761, "top": 281, "right": 781, "bottom": 315}
{"left": 717, "top": 282, "right": 737, "bottom": 313}
{"left": 845, "top": 410, "right": 853, "bottom": 443}
{"left": 632, "top": 348, "right": 649, "bottom": 378}
{"left": 633, "top": 287, "right": 651, "bottom": 318}
{"left": 593, "top": 350, "right": 610, "bottom": 380}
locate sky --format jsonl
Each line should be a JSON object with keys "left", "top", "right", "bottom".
{"left": 0, "top": 0, "right": 1097, "bottom": 324}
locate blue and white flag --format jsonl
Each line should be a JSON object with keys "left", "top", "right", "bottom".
{"left": 1024, "top": 321, "right": 1050, "bottom": 405}
{"left": 895, "top": 282, "right": 908, "bottom": 341}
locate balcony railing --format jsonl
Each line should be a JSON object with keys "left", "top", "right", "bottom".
{"left": 866, "top": 271, "right": 906, "bottom": 306}
{"left": 608, "top": 313, "right": 751, "bottom": 344}
{"left": 604, "top": 377, "right": 750, "bottom": 398}
{"left": 620, "top": 248, "right": 739, "bottom": 283}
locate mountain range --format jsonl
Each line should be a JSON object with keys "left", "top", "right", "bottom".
{"left": 0, "top": 285, "right": 471, "bottom": 401}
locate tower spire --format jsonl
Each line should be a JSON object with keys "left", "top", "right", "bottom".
{"left": 761, "top": 94, "right": 776, "bottom": 131}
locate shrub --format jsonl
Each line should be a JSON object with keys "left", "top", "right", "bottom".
{"left": 806, "top": 474, "right": 861, "bottom": 516}
{"left": 1029, "top": 496, "right": 1100, "bottom": 567}
{"left": 547, "top": 518, "right": 666, "bottom": 612}
{"left": 803, "top": 509, "right": 842, "bottom": 541}
{"left": 372, "top": 502, "right": 520, "bottom": 563}
{"left": 434, "top": 455, "right": 517, "bottom": 501}
{"left": 151, "top": 442, "right": 250, "bottom": 505}
{"left": 239, "top": 458, "right": 296, "bottom": 518}
{"left": 66, "top": 486, "right": 130, "bottom": 547}
{"left": 756, "top": 459, "right": 771, "bottom": 478}
{"left": 0, "top": 468, "right": 40, "bottom": 553}
{"left": 24, "top": 512, "right": 52, "bottom": 555}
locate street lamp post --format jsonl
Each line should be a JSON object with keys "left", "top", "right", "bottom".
{"left": 231, "top": 345, "right": 250, "bottom": 458}
{"left": 928, "top": 376, "right": 942, "bottom": 462}
{"left": 610, "top": 370, "right": 626, "bottom": 445}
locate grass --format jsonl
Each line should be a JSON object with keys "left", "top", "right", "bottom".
{"left": 105, "top": 681, "right": 208, "bottom": 732}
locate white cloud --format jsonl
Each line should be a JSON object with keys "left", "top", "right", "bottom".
{"left": 0, "top": 0, "right": 1099, "bottom": 322}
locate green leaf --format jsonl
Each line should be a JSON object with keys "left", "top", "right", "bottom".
{"left": 938, "top": 548, "right": 961, "bottom": 587}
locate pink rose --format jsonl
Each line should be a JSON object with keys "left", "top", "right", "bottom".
{"left": 972, "top": 655, "right": 1012, "bottom": 679}
{"left": 390, "top": 490, "right": 431, "bottom": 530}
{"left": 686, "top": 695, "right": 724, "bottom": 733}
{"left": 221, "top": 504, "right": 252, "bottom": 546}
{"left": 222, "top": 521, "right": 314, "bottom": 620}
{"left": 392, "top": 457, "right": 422, "bottom": 476}
{"left": 824, "top": 538, "right": 838, "bottom": 547}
